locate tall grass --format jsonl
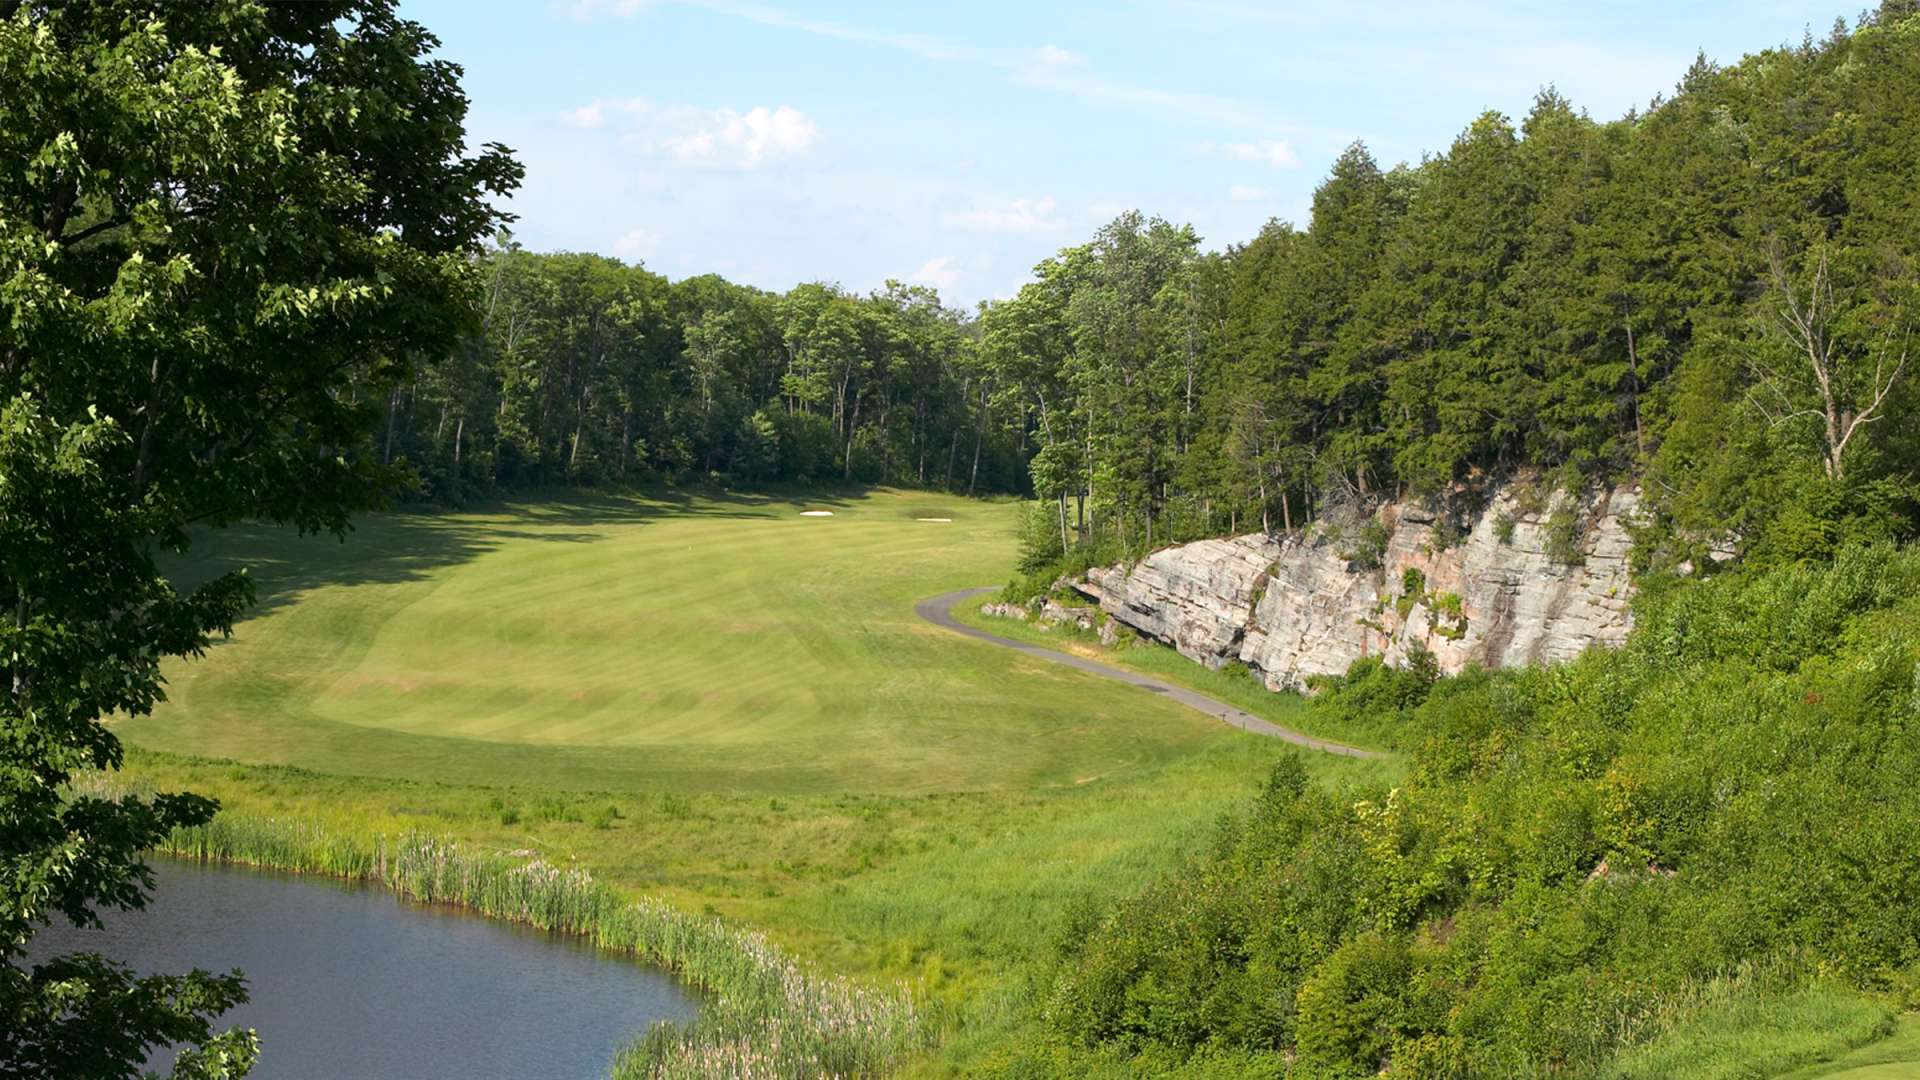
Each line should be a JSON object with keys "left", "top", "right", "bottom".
{"left": 74, "top": 774, "right": 932, "bottom": 1079}
{"left": 1597, "top": 963, "right": 1895, "bottom": 1080}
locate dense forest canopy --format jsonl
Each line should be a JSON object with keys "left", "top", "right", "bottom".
{"left": 409, "top": 4, "right": 1919, "bottom": 576}
{"left": 390, "top": 247, "right": 1029, "bottom": 498}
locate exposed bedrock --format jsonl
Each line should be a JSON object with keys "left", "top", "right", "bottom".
{"left": 1078, "top": 484, "right": 1639, "bottom": 691}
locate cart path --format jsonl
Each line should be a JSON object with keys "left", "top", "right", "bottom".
{"left": 916, "top": 587, "right": 1383, "bottom": 759}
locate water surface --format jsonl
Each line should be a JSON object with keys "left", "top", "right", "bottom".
{"left": 29, "top": 859, "right": 696, "bottom": 1079}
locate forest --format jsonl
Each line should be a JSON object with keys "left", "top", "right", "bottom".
{"left": 8, "top": 0, "right": 1920, "bottom": 1076}
{"left": 404, "top": 5, "right": 1919, "bottom": 577}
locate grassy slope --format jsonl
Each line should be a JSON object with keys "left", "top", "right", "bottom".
{"left": 1782, "top": 1017, "right": 1920, "bottom": 1080}
{"left": 947, "top": 600, "right": 1403, "bottom": 751}
{"left": 126, "top": 488, "right": 1230, "bottom": 796}
{"left": 115, "top": 486, "right": 1397, "bottom": 1065}
{"left": 954, "top": 589, "right": 1920, "bottom": 1080}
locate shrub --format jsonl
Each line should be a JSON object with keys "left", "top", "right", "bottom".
{"left": 1042, "top": 545, "right": 1920, "bottom": 1077}
{"left": 1294, "top": 931, "right": 1414, "bottom": 1074}
{"left": 1335, "top": 519, "right": 1392, "bottom": 571}
{"left": 1546, "top": 505, "right": 1585, "bottom": 566}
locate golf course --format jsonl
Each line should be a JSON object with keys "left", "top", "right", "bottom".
{"left": 104, "top": 490, "right": 1920, "bottom": 1078}
{"left": 125, "top": 488, "right": 1253, "bottom": 796}
{"left": 111, "top": 487, "right": 1395, "bottom": 1071}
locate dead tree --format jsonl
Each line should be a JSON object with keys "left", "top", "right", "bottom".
{"left": 1748, "top": 244, "right": 1908, "bottom": 482}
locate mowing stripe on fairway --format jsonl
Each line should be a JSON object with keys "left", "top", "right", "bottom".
{"left": 123, "top": 490, "right": 1241, "bottom": 796}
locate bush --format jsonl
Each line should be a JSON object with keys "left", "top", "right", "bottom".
{"left": 1294, "top": 931, "right": 1413, "bottom": 1074}
{"left": 1331, "top": 519, "right": 1392, "bottom": 571}
{"left": 1546, "top": 505, "right": 1585, "bottom": 566}
{"left": 1042, "top": 544, "right": 1920, "bottom": 1077}
{"left": 1017, "top": 500, "right": 1068, "bottom": 574}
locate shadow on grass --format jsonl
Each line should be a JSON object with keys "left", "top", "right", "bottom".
{"left": 165, "top": 482, "right": 868, "bottom": 626}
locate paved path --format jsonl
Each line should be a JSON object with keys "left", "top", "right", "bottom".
{"left": 916, "top": 587, "right": 1382, "bottom": 759}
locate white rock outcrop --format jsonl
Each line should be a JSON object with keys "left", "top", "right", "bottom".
{"left": 1079, "top": 484, "right": 1639, "bottom": 690}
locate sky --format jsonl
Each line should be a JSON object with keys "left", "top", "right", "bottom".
{"left": 400, "top": 0, "right": 1851, "bottom": 307}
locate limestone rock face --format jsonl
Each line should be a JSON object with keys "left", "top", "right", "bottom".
{"left": 1077, "top": 485, "right": 1639, "bottom": 689}
{"left": 1084, "top": 536, "right": 1283, "bottom": 668}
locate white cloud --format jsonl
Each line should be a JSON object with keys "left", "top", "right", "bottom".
{"left": 1221, "top": 139, "right": 1301, "bottom": 168}
{"left": 615, "top": 226, "right": 661, "bottom": 260}
{"left": 671, "top": 105, "right": 818, "bottom": 167}
{"left": 1228, "top": 185, "right": 1269, "bottom": 201}
{"left": 562, "top": 97, "right": 646, "bottom": 129}
{"left": 561, "top": 102, "right": 605, "bottom": 128}
{"left": 562, "top": 99, "right": 818, "bottom": 169}
{"left": 1030, "top": 43, "right": 1083, "bottom": 68}
{"left": 579, "top": 0, "right": 1291, "bottom": 134}
{"left": 913, "top": 256, "right": 963, "bottom": 291}
{"left": 941, "top": 196, "right": 1061, "bottom": 234}
{"left": 564, "top": 0, "right": 652, "bottom": 19}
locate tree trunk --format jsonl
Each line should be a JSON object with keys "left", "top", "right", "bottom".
{"left": 967, "top": 385, "right": 987, "bottom": 497}
{"left": 1625, "top": 318, "right": 1645, "bottom": 456}
{"left": 383, "top": 386, "right": 401, "bottom": 464}
{"left": 843, "top": 394, "right": 862, "bottom": 480}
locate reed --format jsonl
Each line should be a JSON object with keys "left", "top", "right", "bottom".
{"left": 71, "top": 774, "right": 931, "bottom": 1079}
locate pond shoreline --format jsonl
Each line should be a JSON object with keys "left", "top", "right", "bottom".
{"left": 115, "top": 796, "right": 933, "bottom": 1077}
{"left": 33, "top": 857, "right": 695, "bottom": 1079}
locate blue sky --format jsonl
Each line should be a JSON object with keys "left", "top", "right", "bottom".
{"left": 403, "top": 1, "right": 1846, "bottom": 306}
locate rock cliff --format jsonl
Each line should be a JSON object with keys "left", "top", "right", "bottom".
{"left": 1078, "top": 484, "right": 1639, "bottom": 690}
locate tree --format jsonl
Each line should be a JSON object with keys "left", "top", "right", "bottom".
{"left": 0, "top": 3, "right": 518, "bottom": 1075}
{"left": 1749, "top": 243, "right": 1910, "bottom": 482}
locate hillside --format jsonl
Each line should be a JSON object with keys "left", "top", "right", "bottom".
{"left": 1003, "top": 547, "right": 1920, "bottom": 1078}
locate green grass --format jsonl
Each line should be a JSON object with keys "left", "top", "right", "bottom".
{"left": 74, "top": 778, "right": 931, "bottom": 1078}
{"left": 1779, "top": 1016, "right": 1920, "bottom": 1079}
{"left": 1601, "top": 979, "right": 1897, "bottom": 1080}
{"left": 108, "top": 486, "right": 1399, "bottom": 1073}
{"left": 123, "top": 487, "right": 1237, "bottom": 797}
{"left": 115, "top": 727, "right": 1392, "bottom": 1074}
{"left": 949, "top": 600, "right": 1407, "bottom": 758}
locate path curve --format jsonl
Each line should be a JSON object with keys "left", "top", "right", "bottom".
{"left": 916, "top": 588, "right": 1382, "bottom": 759}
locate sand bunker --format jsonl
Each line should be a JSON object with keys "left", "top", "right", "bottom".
{"left": 799, "top": 510, "right": 834, "bottom": 517}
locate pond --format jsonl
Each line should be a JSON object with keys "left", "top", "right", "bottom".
{"left": 27, "top": 859, "right": 697, "bottom": 1079}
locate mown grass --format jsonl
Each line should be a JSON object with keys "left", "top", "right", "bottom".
{"left": 121, "top": 487, "right": 1232, "bottom": 797}
{"left": 97, "top": 487, "right": 1420, "bottom": 1073}
{"left": 1779, "top": 1016, "right": 1920, "bottom": 1079}
{"left": 948, "top": 601, "right": 1409, "bottom": 755}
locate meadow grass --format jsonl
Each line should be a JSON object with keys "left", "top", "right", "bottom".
{"left": 106, "top": 734, "right": 1395, "bottom": 1076}
{"left": 1599, "top": 970, "right": 1900, "bottom": 1080}
{"left": 89, "top": 791, "right": 930, "bottom": 1077}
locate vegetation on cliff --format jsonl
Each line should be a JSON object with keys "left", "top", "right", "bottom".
{"left": 1019, "top": 545, "right": 1920, "bottom": 1077}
